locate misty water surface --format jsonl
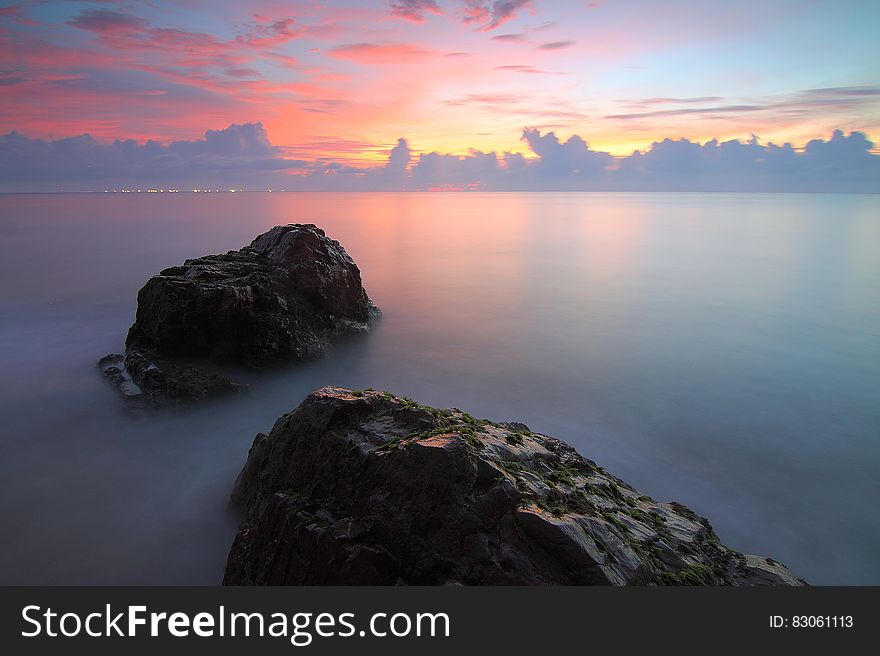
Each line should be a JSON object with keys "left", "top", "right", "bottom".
{"left": 0, "top": 192, "right": 878, "bottom": 584}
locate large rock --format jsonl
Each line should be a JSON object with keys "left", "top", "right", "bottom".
{"left": 223, "top": 387, "right": 805, "bottom": 586}
{"left": 99, "top": 225, "right": 378, "bottom": 408}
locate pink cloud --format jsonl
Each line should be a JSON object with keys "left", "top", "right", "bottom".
{"left": 390, "top": 1, "right": 443, "bottom": 23}
{"left": 494, "top": 64, "right": 561, "bottom": 75}
{"left": 463, "top": 0, "right": 533, "bottom": 32}
{"left": 0, "top": 4, "right": 39, "bottom": 26}
{"left": 226, "top": 67, "right": 261, "bottom": 78}
{"left": 236, "top": 18, "right": 298, "bottom": 48}
{"left": 327, "top": 42, "right": 431, "bottom": 64}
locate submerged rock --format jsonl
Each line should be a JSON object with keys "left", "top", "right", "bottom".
{"left": 100, "top": 225, "right": 378, "bottom": 408}
{"left": 98, "top": 351, "right": 247, "bottom": 410}
{"left": 223, "top": 387, "right": 805, "bottom": 586}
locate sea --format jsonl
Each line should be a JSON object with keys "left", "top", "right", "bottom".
{"left": 0, "top": 191, "right": 877, "bottom": 585}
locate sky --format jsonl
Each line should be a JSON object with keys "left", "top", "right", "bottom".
{"left": 1, "top": 0, "right": 879, "bottom": 191}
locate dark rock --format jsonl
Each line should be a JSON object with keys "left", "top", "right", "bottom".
{"left": 98, "top": 351, "right": 246, "bottom": 410}
{"left": 99, "top": 225, "right": 378, "bottom": 407}
{"left": 223, "top": 387, "right": 806, "bottom": 586}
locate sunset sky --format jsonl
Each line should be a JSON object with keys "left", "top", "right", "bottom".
{"left": 1, "top": 1, "right": 879, "bottom": 190}
{"left": 3, "top": 1, "right": 880, "bottom": 157}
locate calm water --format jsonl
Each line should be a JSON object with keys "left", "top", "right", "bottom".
{"left": 0, "top": 192, "right": 878, "bottom": 585}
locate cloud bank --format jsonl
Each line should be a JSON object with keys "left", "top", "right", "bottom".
{"left": 1, "top": 124, "right": 878, "bottom": 192}
{"left": 0, "top": 123, "right": 303, "bottom": 189}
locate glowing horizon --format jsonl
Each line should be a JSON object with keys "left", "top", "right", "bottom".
{"left": 1, "top": 0, "right": 879, "bottom": 166}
